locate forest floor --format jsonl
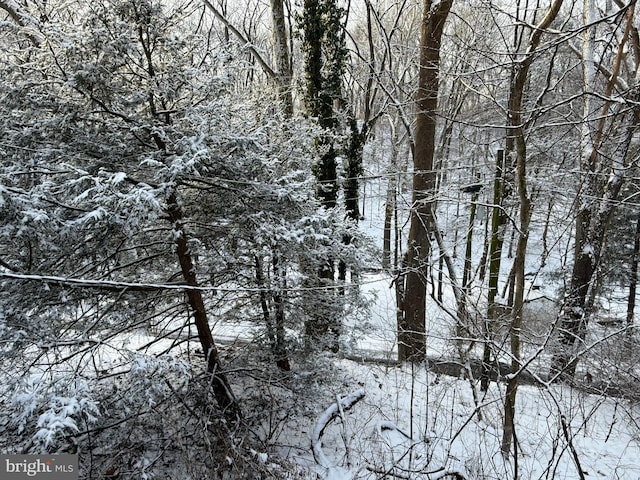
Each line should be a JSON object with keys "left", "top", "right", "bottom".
{"left": 231, "top": 181, "right": 640, "bottom": 479}
{"left": 205, "top": 270, "right": 640, "bottom": 480}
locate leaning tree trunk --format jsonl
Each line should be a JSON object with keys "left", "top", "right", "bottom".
{"left": 167, "top": 191, "right": 240, "bottom": 420}
{"left": 137, "top": 20, "right": 240, "bottom": 418}
{"left": 550, "top": 160, "right": 629, "bottom": 380}
{"left": 399, "top": 0, "right": 453, "bottom": 362}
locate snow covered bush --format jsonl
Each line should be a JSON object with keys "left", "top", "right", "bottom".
{"left": 0, "top": 0, "right": 371, "bottom": 476}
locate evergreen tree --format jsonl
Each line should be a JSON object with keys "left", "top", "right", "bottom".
{"left": 0, "top": 0, "right": 367, "bottom": 471}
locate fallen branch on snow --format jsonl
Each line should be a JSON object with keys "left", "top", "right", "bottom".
{"left": 311, "top": 389, "right": 366, "bottom": 469}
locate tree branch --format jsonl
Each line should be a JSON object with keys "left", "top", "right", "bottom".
{"left": 0, "top": 0, "right": 41, "bottom": 46}
{"left": 311, "top": 389, "right": 366, "bottom": 468}
{"left": 201, "top": 0, "right": 276, "bottom": 78}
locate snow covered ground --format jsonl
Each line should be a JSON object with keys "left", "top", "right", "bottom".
{"left": 6, "top": 151, "right": 637, "bottom": 480}
{"left": 255, "top": 168, "right": 640, "bottom": 479}
{"left": 286, "top": 357, "right": 640, "bottom": 479}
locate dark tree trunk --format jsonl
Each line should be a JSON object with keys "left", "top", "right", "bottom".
{"left": 550, "top": 172, "right": 627, "bottom": 380}
{"left": 383, "top": 124, "right": 400, "bottom": 271}
{"left": 344, "top": 117, "right": 365, "bottom": 223}
{"left": 627, "top": 213, "right": 640, "bottom": 327}
{"left": 255, "top": 254, "right": 290, "bottom": 371}
{"left": 166, "top": 191, "right": 240, "bottom": 420}
{"left": 399, "top": 0, "right": 453, "bottom": 362}
{"left": 141, "top": 23, "right": 240, "bottom": 417}
{"left": 550, "top": 3, "right": 639, "bottom": 381}
{"left": 481, "top": 149, "right": 506, "bottom": 391}
{"left": 550, "top": 208, "right": 594, "bottom": 381}
{"left": 339, "top": 117, "right": 366, "bottom": 284}
{"left": 272, "top": 250, "right": 291, "bottom": 370}
{"left": 382, "top": 185, "right": 395, "bottom": 271}
{"left": 456, "top": 191, "right": 478, "bottom": 343}
{"left": 255, "top": 256, "right": 276, "bottom": 346}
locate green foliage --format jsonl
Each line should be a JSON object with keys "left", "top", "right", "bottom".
{"left": 298, "top": 0, "right": 347, "bottom": 127}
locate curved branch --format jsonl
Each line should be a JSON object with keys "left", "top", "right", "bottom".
{"left": 201, "top": 0, "right": 276, "bottom": 78}
{"left": 0, "top": 0, "right": 41, "bottom": 46}
{"left": 311, "top": 389, "right": 366, "bottom": 468}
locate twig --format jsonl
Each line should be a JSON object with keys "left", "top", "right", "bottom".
{"left": 559, "top": 414, "right": 587, "bottom": 480}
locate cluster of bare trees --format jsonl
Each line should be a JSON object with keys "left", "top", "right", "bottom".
{"left": 305, "top": 0, "right": 640, "bottom": 462}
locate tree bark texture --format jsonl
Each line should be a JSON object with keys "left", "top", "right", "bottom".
{"left": 399, "top": 0, "right": 453, "bottom": 362}
{"left": 501, "top": 0, "right": 564, "bottom": 456}
{"left": 167, "top": 191, "right": 240, "bottom": 420}
{"left": 301, "top": 0, "right": 348, "bottom": 350}
{"left": 270, "top": 0, "right": 293, "bottom": 116}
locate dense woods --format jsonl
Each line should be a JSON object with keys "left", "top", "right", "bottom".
{"left": 2, "top": 0, "right": 640, "bottom": 478}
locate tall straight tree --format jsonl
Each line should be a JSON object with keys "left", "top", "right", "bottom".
{"left": 500, "top": 0, "right": 565, "bottom": 456}
{"left": 300, "top": 0, "right": 348, "bottom": 349}
{"left": 399, "top": 0, "right": 453, "bottom": 362}
{"left": 270, "top": 0, "right": 293, "bottom": 115}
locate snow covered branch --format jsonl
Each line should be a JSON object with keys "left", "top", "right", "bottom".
{"left": 201, "top": 0, "right": 276, "bottom": 79}
{"left": 0, "top": 272, "right": 209, "bottom": 292}
{"left": 311, "top": 389, "right": 366, "bottom": 470}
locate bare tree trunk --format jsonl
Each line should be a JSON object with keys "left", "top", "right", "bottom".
{"left": 481, "top": 149, "right": 506, "bottom": 391}
{"left": 541, "top": 195, "right": 555, "bottom": 268}
{"left": 382, "top": 179, "right": 396, "bottom": 271}
{"left": 457, "top": 191, "right": 478, "bottom": 341}
{"left": 399, "top": 0, "right": 453, "bottom": 362}
{"left": 138, "top": 18, "right": 240, "bottom": 418}
{"left": 461, "top": 196, "right": 476, "bottom": 291}
{"left": 627, "top": 213, "right": 640, "bottom": 327}
{"left": 271, "top": 250, "right": 290, "bottom": 370}
{"left": 255, "top": 255, "right": 277, "bottom": 346}
{"left": 203, "top": 0, "right": 276, "bottom": 79}
{"left": 550, "top": 154, "right": 630, "bottom": 379}
{"left": 501, "top": 123, "right": 532, "bottom": 459}
{"left": 255, "top": 253, "right": 290, "bottom": 370}
{"left": 501, "top": 0, "right": 564, "bottom": 457}
{"left": 550, "top": 0, "right": 638, "bottom": 381}
{"left": 270, "top": 0, "right": 293, "bottom": 115}
{"left": 383, "top": 119, "right": 399, "bottom": 271}
{"left": 167, "top": 191, "right": 240, "bottom": 420}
